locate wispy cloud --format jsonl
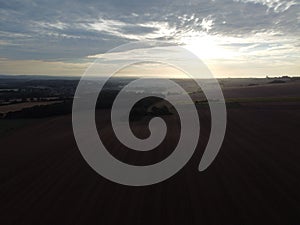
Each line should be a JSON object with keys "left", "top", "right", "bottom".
{"left": 234, "top": 0, "right": 298, "bottom": 12}
{"left": 0, "top": 0, "right": 299, "bottom": 76}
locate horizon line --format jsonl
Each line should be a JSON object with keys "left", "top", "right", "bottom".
{"left": 1, "top": 74, "right": 300, "bottom": 80}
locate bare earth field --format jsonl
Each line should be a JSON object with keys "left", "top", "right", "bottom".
{"left": 0, "top": 81, "right": 300, "bottom": 225}
{"left": 189, "top": 79, "right": 300, "bottom": 101}
{"left": 222, "top": 81, "right": 300, "bottom": 99}
{"left": 0, "top": 101, "right": 63, "bottom": 114}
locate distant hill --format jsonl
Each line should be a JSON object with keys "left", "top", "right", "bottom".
{"left": 0, "top": 74, "right": 79, "bottom": 80}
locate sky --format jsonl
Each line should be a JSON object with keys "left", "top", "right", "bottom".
{"left": 0, "top": 0, "right": 299, "bottom": 77}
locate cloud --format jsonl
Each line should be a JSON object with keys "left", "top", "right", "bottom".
{"left": 0, "top": 0, "right": 299, "bottom": 76}
{"left": 200, "top": 17, "right": 214, "bottom": 32}
{"left": 234, "top": 0, "right": 298, "bottom": 12}
{"left": 86, "top": 19, "right": 177, "bottom": 41}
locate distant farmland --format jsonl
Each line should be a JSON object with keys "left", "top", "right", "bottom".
{"left": 0, "top": 101, "right": 63, "bottom": 114}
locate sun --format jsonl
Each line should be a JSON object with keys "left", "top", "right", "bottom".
{"left": 182, "top": 34, "right": 237, "bottom": 60}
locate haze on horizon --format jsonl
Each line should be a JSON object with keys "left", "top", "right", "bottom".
{"left": 0, "top": 0, "right": 299, "bottom": 78}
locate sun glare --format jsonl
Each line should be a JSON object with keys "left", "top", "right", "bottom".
{"left": 182, "top": 34, "right": 237, "bottom": 60}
